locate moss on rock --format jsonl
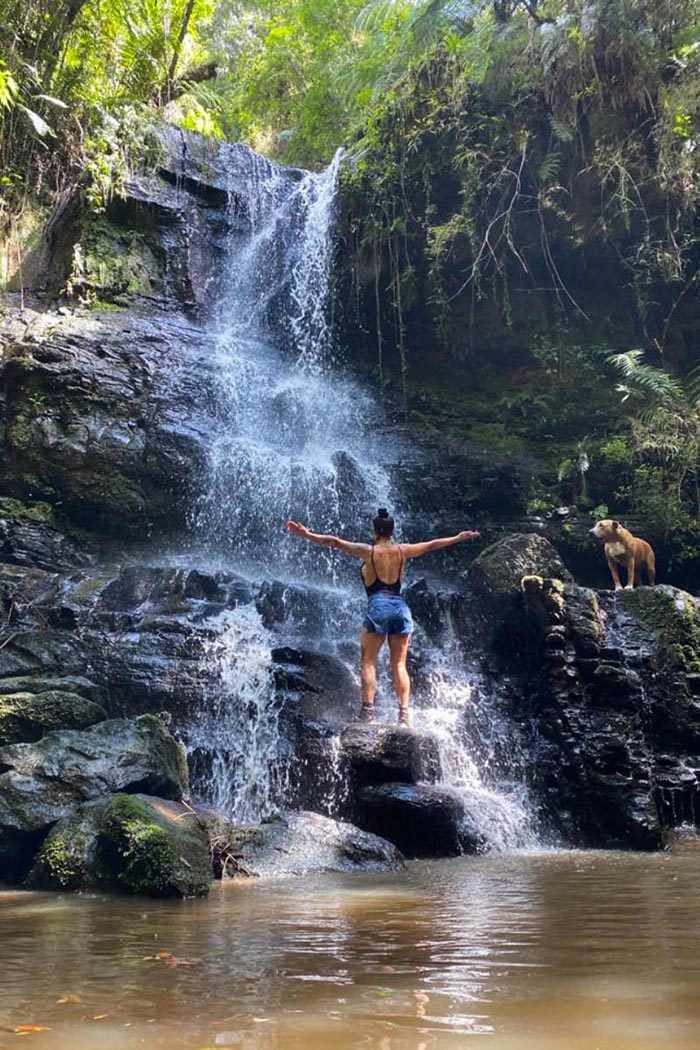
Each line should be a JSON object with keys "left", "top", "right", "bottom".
{"left": 28, "top": 805, "right": 102, "bottom": 890}
{"left": 618, "top": 586, "right": 700, "bottom": 674}
{"left": 0, "top": 691, "right": 107, "bottom": 745}
{"left": 28, "top": 794, "right": 211, "bottom": 897}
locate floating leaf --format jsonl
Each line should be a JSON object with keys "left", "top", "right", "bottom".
{"left": 14, "top": 1026, "right": 51, "bottom": 1033}
{"left": 56, "top": 994, "right": 82, "bottom": 1005}
{"left": 92, "top": 1015, "right": 108, "bottom": 1021}
{"left": 163, "top": 956, "right": 202, "bottom": 968}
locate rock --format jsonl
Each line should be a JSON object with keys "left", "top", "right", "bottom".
{"left": 28, "top": 793, "right": 211, "bottom": 897}
{"left": 464, "top": 533, "right": 573, "bottom": 603}
{"left": 0, "top": 715, "right": 188, "bottom": 880}
{"left": 0, "top": 497, "right": 93, "bottom": 573}
{"left": 291, "top": 723, "right": 442, "bottom": 815}
{"left": 507, "top": 576, "right": 700, "bottom": 848}
{"left": 0, "top": 691, "right": 106, "bottom": 745}
{"left": 0, "top": 630, "right": 89, "bottom": 680}
{"left": 0, "top": 675, "right": 103, "bottom": 702}
{"left": 355, "top": 784, "right": 484, "bottom": 857}
{"left": 339, "top": 724, "right": 441, "bottom": 788}
{"left": 1, "top": 309, "right": 215, "bottom": 537}
{"left": 457, "top": 533, "right": 573, "bottom": 647}
{"left": 256, "top": 580, "right": 328, "bottom": 634}
{"left": 272, "top": 645, "right": 359, "bottom": 723}
{"left": 223, "top": 810, "right": 404, "bottom": 878}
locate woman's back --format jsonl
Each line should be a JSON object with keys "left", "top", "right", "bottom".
{"left": 361, "top": 543, "right": 403, "bottom": 590}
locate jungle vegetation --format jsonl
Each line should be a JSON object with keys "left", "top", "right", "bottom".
{"left": 4, "top": 0, "right": 700, "bottom": 568}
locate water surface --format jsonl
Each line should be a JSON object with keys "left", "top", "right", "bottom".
{"left": 2, "top": 850, "right": 699, "bottom": 1050}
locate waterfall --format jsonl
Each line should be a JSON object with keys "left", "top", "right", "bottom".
{"left": 189, "top": 145, "right": 537, "bottom": 848}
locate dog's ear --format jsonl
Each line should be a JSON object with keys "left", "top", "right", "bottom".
{"left": 612, "top": 520, "right": 620, "bottom": 531}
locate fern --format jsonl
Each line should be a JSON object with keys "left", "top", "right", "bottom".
{"left": 538, "top": 149, "right": 560, "bottom": 183}
{"left": 607, "top": 350, "right": 684, "bottom": 406}
{"left": 549, "top": 116, "right": 574, "bottom": 142}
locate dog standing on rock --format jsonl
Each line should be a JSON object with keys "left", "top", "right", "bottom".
{"left": 589, "top": 519, "right": 656, "bottom": 590}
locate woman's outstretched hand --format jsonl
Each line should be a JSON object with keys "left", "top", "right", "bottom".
{"left": 286, "top": 520, "right": 311, "bottom": 539}
{"left": 459, "top": 530, "right": 480, "bottom": 542}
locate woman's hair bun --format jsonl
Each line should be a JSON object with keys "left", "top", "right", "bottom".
{"left": 377, "top": 507, "right": 389, "bottom": 519}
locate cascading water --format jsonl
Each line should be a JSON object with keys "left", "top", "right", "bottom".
{"left": 190, "top": 144, "right": 537, "bottom": 847}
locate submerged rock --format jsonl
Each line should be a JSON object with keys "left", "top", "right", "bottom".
{"left": 29, "top": 793, "right": 211, "bottom": 897}
{"left": 222, "top": 810, "right": 404, "bottom": 878}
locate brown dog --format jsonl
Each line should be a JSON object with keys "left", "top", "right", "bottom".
{"left": 589, "top": 519, "right": 656, "bottom": 590}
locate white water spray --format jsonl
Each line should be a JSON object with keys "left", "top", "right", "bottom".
{"left": 191, "top": 145, "right": 537, "bottom": 846}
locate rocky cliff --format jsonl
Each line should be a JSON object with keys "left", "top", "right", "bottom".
{"left": 1, "top": 127, "right": 700, "bottom": 896}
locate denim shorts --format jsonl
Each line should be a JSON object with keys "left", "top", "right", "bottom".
{"left": 362, "top": 593, "right": 414, "bottom": 636}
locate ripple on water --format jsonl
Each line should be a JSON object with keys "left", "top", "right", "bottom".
{"left": 2, "top": 852, "right": 700, "bottom": 1050}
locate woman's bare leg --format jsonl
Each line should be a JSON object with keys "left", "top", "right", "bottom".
{"left": 389, "top": 633, "right": 411, "bottom": 717}
{"left": 360, "top": 629, "right": 386, "bottom": 706}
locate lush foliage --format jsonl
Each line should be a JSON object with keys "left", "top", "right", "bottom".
{"left": 4, "top": 0, "right": 700, "bottom": 557}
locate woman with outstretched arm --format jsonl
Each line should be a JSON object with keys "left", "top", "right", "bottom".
{"left": 286, "top": 508, "right": 479, "bottom": 726}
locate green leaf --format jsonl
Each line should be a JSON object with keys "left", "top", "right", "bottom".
{"left": 32, "top": 94, "right": 69, "bottom": 109}
{"left": 18, "top": 105, "right": 54, "bottom": 138}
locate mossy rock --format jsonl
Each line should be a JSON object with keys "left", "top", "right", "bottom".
{"left": 0, "top": 691, "right": 107, "bottom": 745}
{"left": 77, "top": 216, "right": 161, "bottom": 301}
{"left": 29, "top": 794, "right": 211, "bottom": 897}
{"left": 27, "top": 803, "right": 103, "bottom": 891}
{"left": 0, "top": 497, "right": 56, "bottom": 525}
{"left": 617, "top": 586, "right": 700, "bottom": 673}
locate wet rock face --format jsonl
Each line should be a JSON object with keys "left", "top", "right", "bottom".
{"left": 222, "top": 810, "right": 404, "bottom": 878}
{"left": 0, "top": 499, "right": 93, "bottom": 573}
{"left": 1, "top": 307, "right": 216, "bottom": 538}
{"left": 511, "top": 577, "right": 700, "bottom": 847}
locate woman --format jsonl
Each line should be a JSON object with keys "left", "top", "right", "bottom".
{"left": 286, "top": 509, "right": 479, "bottom": 726}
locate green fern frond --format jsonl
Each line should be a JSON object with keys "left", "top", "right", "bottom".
{"left": 607, "top": 350, "right": 684, "bottom": 406}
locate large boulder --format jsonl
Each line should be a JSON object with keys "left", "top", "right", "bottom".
{"left": 0, "top": 691, "right": 106, "bottom": 745}
{"left": 28, "top": 793, "right": 211, "bottom": 897}
{"left": 222, "top": 810, "right": 404, "bottom": 878}
{"left": 0, "top": 714, "right": 188, "bottom": 880}
{"left": 458, "top": 533, "right": 573, "bottom": 648}
{"left": 356, "top": 784, "right": 485, "bottom": 857}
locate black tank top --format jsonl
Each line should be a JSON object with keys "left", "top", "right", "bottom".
{"left": 362, "top": 543, "right": 403, "bottom": 597}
